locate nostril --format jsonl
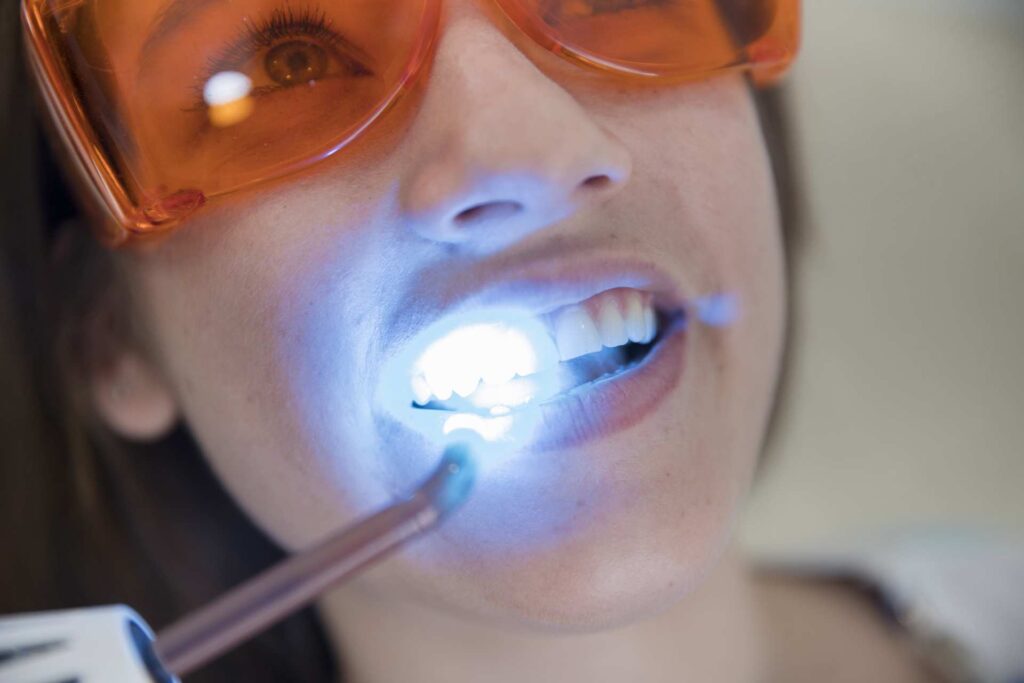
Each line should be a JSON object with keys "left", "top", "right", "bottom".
{"left": 453, "top": 200, "right": 523, "bottom": 227}
{"left": 581, "top": 174, "right": 613, "bottom": 191}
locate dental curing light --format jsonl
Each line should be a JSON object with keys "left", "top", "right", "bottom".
{"left": 0, "top": 444, "right": 476, "bottom": 682}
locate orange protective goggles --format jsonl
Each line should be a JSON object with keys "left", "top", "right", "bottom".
{"left": 22, "top": 0, "right": 801, "bottom": 245}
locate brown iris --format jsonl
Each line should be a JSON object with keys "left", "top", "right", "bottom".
{"left": 265, "top": 40, "right": 328, "bottom": 85}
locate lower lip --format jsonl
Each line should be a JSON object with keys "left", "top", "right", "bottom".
{"left": 529, "top": 321, "right": 688, "bottom": 452}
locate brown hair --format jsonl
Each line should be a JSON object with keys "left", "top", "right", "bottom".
{"left": 0, "top": 1, "right": 802, "bottom": 680}
{"left": 1, "top": 3, "right": 336, "bottom": 680}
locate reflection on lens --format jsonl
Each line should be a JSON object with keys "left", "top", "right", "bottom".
{"left": 495, "top": 0, "right": 798, "bottom": 82}
{"left": 203, "top": 71, "right": 254, "bottom": 128}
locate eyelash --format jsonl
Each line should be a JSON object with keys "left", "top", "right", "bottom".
{"left": 209, "top": 6, "right": 340, "bottom": 72}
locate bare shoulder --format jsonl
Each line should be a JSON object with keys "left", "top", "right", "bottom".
{"left": 754, "top": 572, "right": 943, "bottom": 683}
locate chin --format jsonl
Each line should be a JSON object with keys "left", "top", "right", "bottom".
{"left": 386, "top": 437, "right": 741, "bottom": 634}
{"left": 495, "top": 555, "right": 724, "bottom": 633}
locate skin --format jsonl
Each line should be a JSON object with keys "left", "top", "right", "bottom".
{"left": 84, "top": 0, "right": 931, "bottom": 680}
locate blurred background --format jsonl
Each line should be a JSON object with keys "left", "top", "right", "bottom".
{"left": 741, "top": 0, "right": 1024, "bottom": 554}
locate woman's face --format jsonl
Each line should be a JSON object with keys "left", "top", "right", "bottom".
{"left": 98, "top": 0, "right": 785, "bottom": 628}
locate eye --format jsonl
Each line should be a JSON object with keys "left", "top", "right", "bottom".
{"left": 194, "top": 7, "right": 376, "bottom": 106}
{"left": 265, "top": 40, "right": 329, "bottom": 86}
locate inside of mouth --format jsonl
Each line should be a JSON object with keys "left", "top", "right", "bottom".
{"left": 412, "top": 314, "right": 669, "bottom": 416}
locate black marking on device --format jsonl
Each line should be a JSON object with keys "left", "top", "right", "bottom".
{"left": 0, "top": 639, "right": 66, "bottom": 665}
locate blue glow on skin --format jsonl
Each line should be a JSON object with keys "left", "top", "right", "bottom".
{"left": 287, "top": 286, "right": 742, "bottom": 556}
{"left": 693, "top": 293, "right": 739, "bottom": 327}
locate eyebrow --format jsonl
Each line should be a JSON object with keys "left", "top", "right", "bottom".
{"left": 585, "top": 0, "right": 672, "bottom": 12}
{"left": 139, "top": 0, "right": 226, "bottom": 61}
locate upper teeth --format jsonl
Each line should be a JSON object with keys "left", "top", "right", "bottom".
{"left": 411, "top": 321, "right": 556, "bottom": 407}
{"left": 409, "top": 288, "right": 659, "bottom": 406}
{"left": 551, "top": 288, "right": 657, "bottom": 362}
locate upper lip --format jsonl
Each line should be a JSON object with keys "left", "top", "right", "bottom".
{"left": 427, "top": 251, "right": 690, "bottom": 323}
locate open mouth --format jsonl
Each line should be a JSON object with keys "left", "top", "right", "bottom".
{"left": 403, "top": 287, "right": 682, "bottom": 418}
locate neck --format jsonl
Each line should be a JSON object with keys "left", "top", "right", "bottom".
{"left": 317, "top": 549, "right": 768, "bottom": 683}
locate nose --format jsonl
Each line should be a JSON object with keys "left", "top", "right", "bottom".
{"left": 399, "top": 8, "right": 632, "bottom": 250}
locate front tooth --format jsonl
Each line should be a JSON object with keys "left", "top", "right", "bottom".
{"left": 596, "top": 298, "right": 629, "bottom": 348}
{"left": 423, "top": 366, "right": 453, "bottom": 401}
{"left": 642, "top": 304, "right": 657, "bottom": 343}
{"left": 450, "top": 357, "right": 483, "bottom": 397}
{"left": 502, "top": 328, "right": 537, "bottom": 380}
{"left": 412, "top": 374, "right": 432, "bottom": 406}
{"left": 453, "top": 374, "right": 481, "bottom": 398}
{"left": 624, "top": 292, "right": 647, "bottom": 343}
{"left": 554, "top": 305, "right": 603, "bottom": 361}
{"left": 482, "top": 356, "right": 516, "bottom": 386}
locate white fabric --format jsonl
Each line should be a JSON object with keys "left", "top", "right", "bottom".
{"left": 760, "top": 530, "right": 1024, "bottom": 682}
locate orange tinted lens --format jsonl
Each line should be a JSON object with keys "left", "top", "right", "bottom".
{"left": 28, "top": 0, "right": 437, "bottom": 223}
{"left": 495, "top": 0, "right": 798, "bottom": 82}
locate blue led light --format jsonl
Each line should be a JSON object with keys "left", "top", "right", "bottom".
{"left": 693, "top": 293, "right": 739, "bottom": 328}
{"left": 377, "top": 307, "right": 559, "bottom": 453}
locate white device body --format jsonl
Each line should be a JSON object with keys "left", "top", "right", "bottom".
{"left": 0, "top": 605, "right": 176, "bottom": 683}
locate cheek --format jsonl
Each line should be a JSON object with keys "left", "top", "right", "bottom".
{"left": 648, "top": 79, "right": 786, "bottom": 462}
{"left": 597, "top": 76, "right": 786, "bottom": 472}
{"left": 707, "top": 100, "right": 788, "bottom": 478}
{"left": 126, "top": 194, "right": 413, "bottom": 553}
